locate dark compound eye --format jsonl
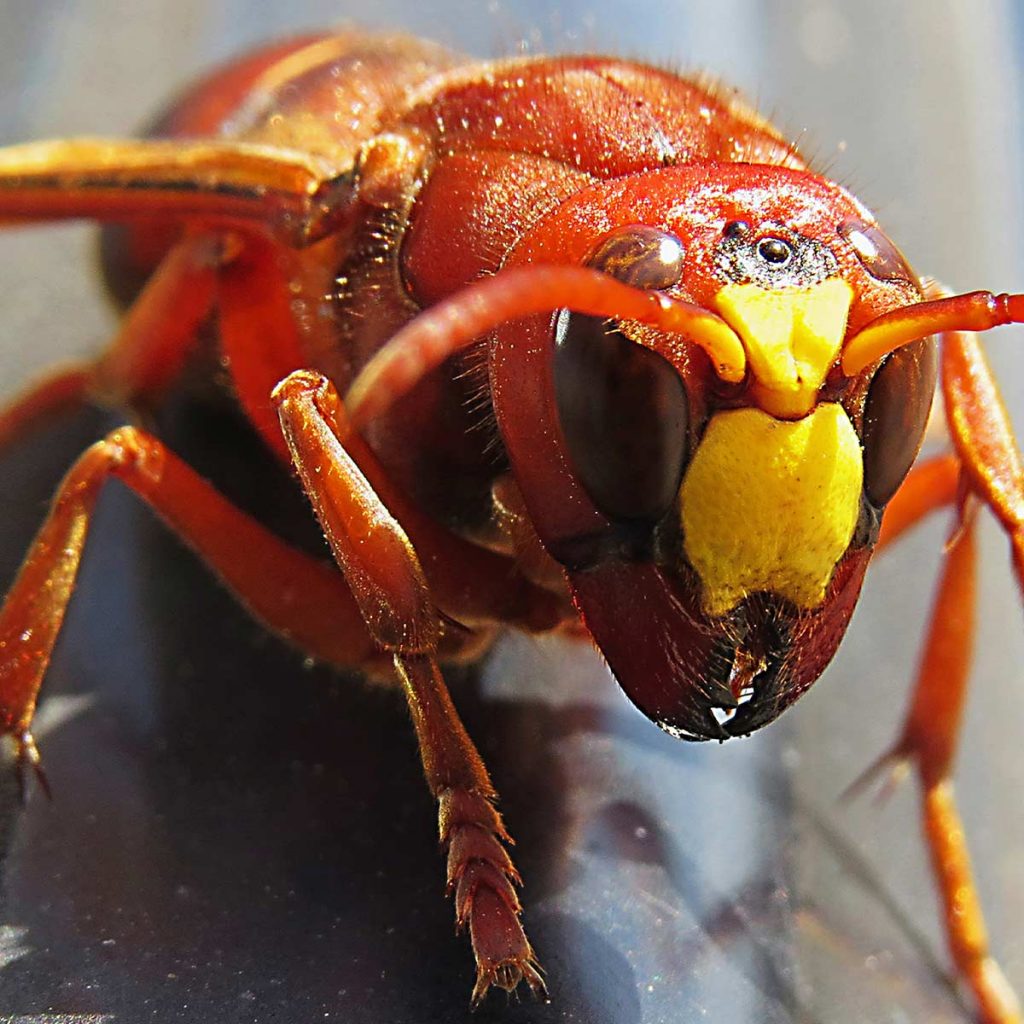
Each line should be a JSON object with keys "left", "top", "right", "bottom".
{"left": 839, "top": 219, "right": 917, "bottom": 285}
{"left": 756, "top": 236, "right": 793, "bottom": 266}
{"left": 553, "top": 309, "right": 689, "bottom": 525}
{"left": 861, "top": 337, "right": 938, "bottom": 506}
{"left": 552, "top": 224, "right": 690, "bottom": 531}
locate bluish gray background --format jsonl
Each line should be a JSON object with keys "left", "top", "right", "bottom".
{"left": 0, "top": 2, "right": 1022, "bottom": 1022}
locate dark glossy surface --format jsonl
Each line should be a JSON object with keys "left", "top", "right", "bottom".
{"left": 861, "top": 339, "right": 939, "bottom": 507}
{"left": 553, "top": 310, "right": 689, "bottom": 529}
{"left": 1, "top": 4, "right": 1024, "bottom": 1023}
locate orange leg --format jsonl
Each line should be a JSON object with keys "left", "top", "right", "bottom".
{"left": 876, "top": 504, "right": 1019, "bottom": 1023}
{"left": 88, "top": 233, "right": 224, "bottom": 409}
{"left": 902, "top": 516, "right": 1019, "bottom": 1021}
{"left": 0, "top": 423, "right": 381, "bottom": 796}
{"left": 875, "top": 453, "right": 960, "bottom": 551}
{"left": 942, "top": 329, "right": 1024, "bottom": 588}
{"left": 854, "top": 329, "right": 1024, "bottom": 1022}
{"left": 273, "top": 369, "right": 545, "bottom": 1005}
{"left": 0, "top": 232, "right": 221, "bottom": 452}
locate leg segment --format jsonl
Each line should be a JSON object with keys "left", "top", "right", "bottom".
{"left": 273, "top": 369, "right": 544, "bottom": 1004}
{"left": 942, "top": 328, "right": 1024, "bottom": 587}
{"left": 852, "top": 329, "right": 1024, "bottom": 1022}
{"left": 0, "top": 233, "right": 221, "bottom": 454}
{"left": 0, "top": 364, "right": 92, "bottom": 452}
{"left": 0, "top": 424, "right": 379, "bottom": 792}
{"left": 892, "top": 516, "right": 1018, "bottom": 1022}
{"left": 875, "top": 453, "right": 960, "bottom": 551}
{"left": 88, "top": 233, "right": 223, "bottom": 410}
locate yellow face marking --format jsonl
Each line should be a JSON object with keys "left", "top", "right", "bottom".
{"left": 679, "top": 403, "right": 863, "bottom": 617}
{"left": 713, "top": 279, "right": 853, "bottom": 418}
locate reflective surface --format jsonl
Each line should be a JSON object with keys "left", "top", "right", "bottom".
{"left": 1, "top": 3, "right": 1024, "bottom": 1022}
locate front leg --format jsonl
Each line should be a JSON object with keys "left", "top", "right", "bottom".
{"left": 272, "top": 370, "right": 545, "bottom": 1004}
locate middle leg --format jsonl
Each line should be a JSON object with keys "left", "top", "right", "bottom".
{"left": 0, "top": 232, "right": 222, "bottom": 451}
{"left": 0, "top": 423, "right": 385, "bottom": 792}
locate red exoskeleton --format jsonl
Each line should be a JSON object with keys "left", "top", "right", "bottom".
{"left": 0, "top": 30, "right": 1022, "bottom": 1019}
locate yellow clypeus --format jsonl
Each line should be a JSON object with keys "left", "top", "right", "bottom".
{"left": 713, "top": 278, "right": 854, "bottom": 419}
{"left": 679, "top": 403, "right": 863, "bottom": 617}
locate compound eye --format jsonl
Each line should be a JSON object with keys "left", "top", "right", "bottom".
{"left": 553, "top": 309, "right": 689, "bottom": 524}
{"left": 839, "top": 219, "right": 917, "bottom": 284}
{"left": 586, "top": 224, "right": 685, "bottom": 290}
{"left": 552, "top": 224, "right": 690, "bottom": 529}
{"left": 861, "top": 337, "right": 938, "bottom": 506}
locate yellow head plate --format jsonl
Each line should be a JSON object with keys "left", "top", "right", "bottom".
{"left": 713, "top": 278, "right": 853, "bottom": 418}
{"left": 679, "top": 403, "right": 863, "bottom": 617}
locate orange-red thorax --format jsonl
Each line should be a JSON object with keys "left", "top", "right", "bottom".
{"left": 110, "top": 38, "right": 812, "bottom": 525}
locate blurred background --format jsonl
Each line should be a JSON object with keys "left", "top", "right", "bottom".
{"left": 0, "top": 1, "right": 1022, "bottom": 1021}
